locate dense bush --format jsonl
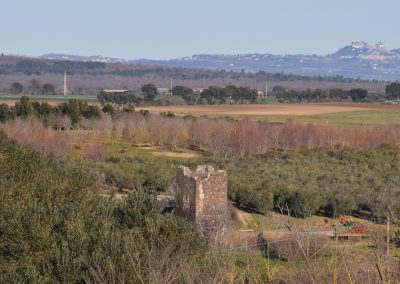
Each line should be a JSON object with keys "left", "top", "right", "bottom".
{"left": 94, "top": 155, "right": 197, "bottom": 191}
{"left": 201, "top": 85, "right": 258, "bottom": 104}
{"left": 98, "top": 84, "right": 259, "bottom": 105}
{"left": 81, "top": 146, "right": 400, "bottom": 220}
{"left": 276, "top": 87, "right": 371, "bottom": 102}
{"left": 386, "top": 82, "right": 400, "bottom": 100}
{"left": 0, "top": 104, "right": 14, "bottom": 122}
{"left": 1, "top": 60, "right": 106, "bottom": 75}
{"left": 221, "top": 148, "right": 400, "bottom": 217}
{"left": 98, "top": 92, "right": 143, "bottom": 105}
{"left": 258, "top": 233, "right": 329, "bottom": 261}
{"left": 0, "top": 97, "right": 102, "bottom": 126}
{"left": 9, "top": 82, "right": 24, "bottom": 94}
{"left": 86, "top": 115, "right": 400, "bottom": 157}
{"left": 0, "top": 131, "right": 220, "bottom": 282}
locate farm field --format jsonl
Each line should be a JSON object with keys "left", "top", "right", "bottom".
{"left": 0, "top": 94, "right": 99, "bottom": 104}
{"left": 141, "top": 103, "right": 400, "bottom": 125}
{"left": 251, "top": 110, "right": 400, "bottom": 125}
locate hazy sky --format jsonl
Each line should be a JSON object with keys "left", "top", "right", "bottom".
{"left": 1, "top": 0, "right": 398, "bottom": 59}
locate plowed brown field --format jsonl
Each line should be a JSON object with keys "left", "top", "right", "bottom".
{"left": 140, "top": 104, "right": 400, "bottom": 116}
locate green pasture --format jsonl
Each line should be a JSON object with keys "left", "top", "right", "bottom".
{"left": 211, "top": 109, "right": 400, "bottom": 125}
{"left": 261, "top": 110, "right": 400, "bottom": 125}
{"left": 0, "top": 93, "right": 99, "bottom": 102}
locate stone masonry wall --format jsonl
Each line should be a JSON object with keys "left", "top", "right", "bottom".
{"left": 175, "top": 166, "right": 197, "bottom": 222}
{"left": 175, "top": 165, "right": 227, "bottom": 230}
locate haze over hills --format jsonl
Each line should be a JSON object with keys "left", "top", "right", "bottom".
{"left": 38, "top": 42, "right": 400, "bottom": 81}
{"left": 40, "top": 53, "right": 126, "bottom": 64}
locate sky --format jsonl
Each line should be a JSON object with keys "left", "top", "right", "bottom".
{"left": 1, "top": 0, "right": 399, "bottom": 59}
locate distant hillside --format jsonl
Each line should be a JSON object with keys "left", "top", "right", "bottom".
{"left": 40, "top": 53, "right": 127, "bottom": 64}
{"left": 0, "top": 53, "right": 388, "bottom": 95}
{"left": 38, "top": 42, "right": 400, "bottom": 81}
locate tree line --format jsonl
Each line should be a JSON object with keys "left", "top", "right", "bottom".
{"left": 98, "top": 84, "right": 259, "bottom": 105}
{"left": 98, "top": 82, "right": 400, "bottom": 105}
{"left": 0, "top": 60, "right": 106, "bottom": 76}
{"left": 1, "top": 58, "right": 382, "bottom": 84}
{"left": 275, "top": 88, "right": 370, "bottom": 102}
{"left": 0, "top": 97, "right": 101, "bottom": 125}
{"left": 174, "top": 85, "right": 258, "bottom": 104}
{"left": 386, "top": 82, "right": 400, "bottom": 100}
{"left": 9, "top": 80, "right": 56, "bottom": 95}
{"left": 276, "top": 83, "right": 400, "bottom": 102}
{"left": 6, "top": 109, "right": 400, "bottom": 159}
{"left": 0, "top": 97, "right": 150, "bottom": 128}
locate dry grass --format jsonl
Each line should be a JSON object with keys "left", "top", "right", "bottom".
{"left": 152, "top": 150, "right": 201, "bottom": 158}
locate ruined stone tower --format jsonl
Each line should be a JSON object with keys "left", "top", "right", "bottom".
{"left": 175, "top": 165, "right": 227, "bottom": 231}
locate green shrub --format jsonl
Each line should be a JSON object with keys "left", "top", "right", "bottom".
{"left": 0, "top": 131, "right": 219, "bottom": 282}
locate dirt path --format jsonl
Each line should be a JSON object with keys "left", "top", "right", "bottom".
{"left": 152, "top": 151, "right": 200, "bottom": 158}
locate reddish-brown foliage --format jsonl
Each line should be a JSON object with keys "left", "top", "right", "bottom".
{"left": 0, "top": 119, "right": 70, "bottom": 156}
{"left": 81, "top": 143, "right": 108, "bottom": 161}
{"left": 89, "top": 115, "right": 400, "bottom": 157}
{"left": 2, "top": 115, "right": 400, "bottom": 158}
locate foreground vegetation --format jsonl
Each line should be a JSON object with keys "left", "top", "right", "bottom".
{"left": 86, "top": 144, "right": 400, "bottom": 219}
{"left": 0, "top": 131, "right": 223, "bottom": 282}
{"left": 0, "top": 100, "right": 399, "bottom": 219}
{"left": 1, "top": 97, "right": 400, "bottom": 282}
{"left": 1, "top": 129, "right": 400, "bottom": 282}
{"left": 2, "top": 114, "right": 399, "bottom": 220}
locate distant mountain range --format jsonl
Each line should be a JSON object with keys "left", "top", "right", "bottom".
{"left": 40, "top": 53, "right": 127, "bottom": 64}
{"left": 39, "top": 42, "right": 400, "bottom": 80}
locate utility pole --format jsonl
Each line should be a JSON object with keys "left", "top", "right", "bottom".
{"left": 265, "top": 79, "right": 268, "bottom": 97}
{"left": 170, "top": 77, "right": 173, "bottom": 96}
{"left": 333, "top": 218, "right": 338, "bottom": 284}
{"left": 63, "top": 71, "right": 68, "bottom": 96}
{"left": 386, "top": 209, "right": 390, "bottom": 257}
